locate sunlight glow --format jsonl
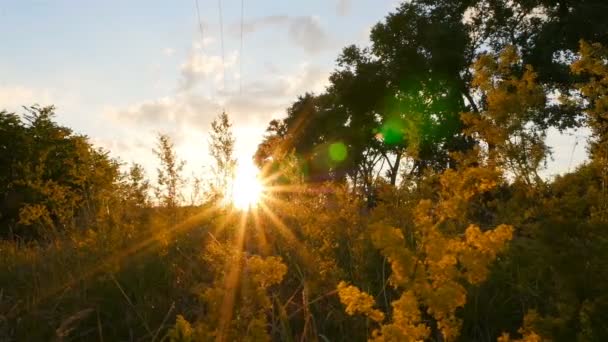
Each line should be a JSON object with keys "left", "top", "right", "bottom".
{"left": 231, "top": 160, "right": 264, "bottom": 210}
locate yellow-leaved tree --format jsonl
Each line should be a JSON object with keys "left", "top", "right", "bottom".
{"left": 168, "top": 232, "right": 287, "bottom": 342}
{"left": 336, "top": 45, "right": 555, "bottom": 342}
{"left": 338, "top": 150, "right": 513, "bottom": 341}
{"left": 461, "top": 46, "right": 547, "bottom": 186}
{"left": 571, "top": 41, "right": 608, "bottom": 219}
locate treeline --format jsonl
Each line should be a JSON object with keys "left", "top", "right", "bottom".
{"left": 2, "top": 0, "right": 608, "bottom": 341}
{"left": 0, "top": 107, "right": 231, "bottom": 340}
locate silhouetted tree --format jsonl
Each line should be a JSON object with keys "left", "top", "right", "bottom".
{"left": 153, "top": 133, "right": 185, "bottom": 221}
{"left": 208, "top": 112, "right": 236, "bottom": 202}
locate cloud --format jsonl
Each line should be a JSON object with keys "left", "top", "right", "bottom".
{"left": 276, "top": 63, "right": 329, "bottom": 96}
{"left": 107, "top": 93, "right": 221, "bottom": 131}
{"left": 109, "top": 62, "right": 329, "bottom": 130}
{"left": 0, "top": 86, "right": 52, "bottom": 112}
{"left": 104, "top": 42, "right": 332, "bottom": 170}
{"left": 162, "top": 47, "right": 175, "bottom": 57}
{"left": 0, "top": 85, "right": 80, "bottom": 116}
{"left": 90, "top": 137, "right": 148, "bottom": 161}
{"left": 336, "top": 0, "right": 352, "bottom": 15}
{"left": 240, "top": 15, "right": 288, "bottom": 33}
{"left": 288, "top": 16, "right": 331, "bottom": 54}
{"left": 235, "top": 15, "right": 331, "bottom": 54}
{"left": 178, "top": 49, "right": 238, "bottom": 91}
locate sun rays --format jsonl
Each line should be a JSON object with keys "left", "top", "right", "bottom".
{"left": 208, "top": 163, "right": 314, "bottom": 340}
{"left": 17, "top": 159, "right": 311, "bottom": 340}
{"left": 230, "top": 160, "right": 264, "bottom": 210}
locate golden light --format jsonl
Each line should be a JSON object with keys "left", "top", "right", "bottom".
{"left": 231, "top": 160, "right": 264, "bottom": 210}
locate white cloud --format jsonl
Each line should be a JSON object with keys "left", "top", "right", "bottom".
{"left": 193, "top": 36, "right": 216, "bottom": 50}
{"left": 236, "top": 15, "right": 332, "bottom": 54}
{"left": 106, "top": 93, "right": 221, "bottom": 132}
{"left": 277, "top": 63, "right": 329, "bottom": 95}
{"left": 103, "top": 41, "right": 332, "bottom": 175}
{"left": 0, "top": 86, "right": 52, "bottom": 112}
{"left": 162, "top": 47, "right": 175, "bottom": 57}
{"left": 178, "top": 48, "right": 238, "bottom": 91}
{"left": 107, "top": 61, "right": 329, "bottom": 133}
{"left": 0, "top": 85, "right": 80, "bottom": 117}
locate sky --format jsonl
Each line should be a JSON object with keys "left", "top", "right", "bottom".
{"left": 0, "top": 0, "right": 589, "bottom": 182}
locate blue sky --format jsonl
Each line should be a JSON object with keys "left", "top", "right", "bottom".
{"left": 0, "top": 0, "right": 588, "bottom": 180}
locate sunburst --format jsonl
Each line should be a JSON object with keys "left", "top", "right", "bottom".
{"left": 230, "top": 160, "right": 264, "bottom": 210}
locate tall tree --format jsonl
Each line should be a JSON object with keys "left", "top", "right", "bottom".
{"left": 0, "top": 106, "right": 120, "bottom": 239}
{"left": 124, "top": 163, "right": 150, "bottom": 208}
{"left": 153, "top": 133, "right": 185, "bottom": 216}
{"left": 256, "top": 0, "right": 608, "bottom": 194}
{"left": 208, "top": 112, "right": 237, "bottom": 202}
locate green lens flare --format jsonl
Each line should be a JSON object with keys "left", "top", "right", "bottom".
{"left": 329, "top": 142, "right": 348, "bottom": 162}
{"left": 381, "top": 119, "right": 405, "bottom": 145}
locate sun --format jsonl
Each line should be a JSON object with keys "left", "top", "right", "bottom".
{"left": 231, "top": 160, "right": 264, "bottom": 210}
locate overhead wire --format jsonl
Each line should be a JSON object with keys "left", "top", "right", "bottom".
{"left": 567, "top": 136, "right": 579, "bottom": 173}
{"left": 194, "top": 0, "right": 240, "bottom": 109}
{"left": 239, "top": 0, "right": 244, "bottom": 94}
{"left": 195, "top": 0, "right": 216, "bottom": 98}
{"left": 217, "top": 0, "right": 226, "bottom": 90}
{"left": 566, "top": 132, "right": 588, "bottom": 173}
{"left": 194, "top": 0, "right": 205, "bottom": 49}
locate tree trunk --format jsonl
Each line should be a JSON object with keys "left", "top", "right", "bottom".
{"left": 390, "top": 153, "right": 402, "bottom": 186}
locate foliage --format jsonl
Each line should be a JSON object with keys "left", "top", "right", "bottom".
{"left": 2, "top": 1, "right": 608, "bottom": 341}
{"left": 462, "top": 46, "right": 547, "bottom": 184}
{"left": 154, "top": 134, "right": 186, "bottom": 211}
{"left": 337, "top": 281, "right": 385, "bottom": 323}
{"left": 208, "top": 112, "right": 237, "bottom": 202}
{"left": 0, "top": 106, "right": 120, "bottom": 240}
{"left": 338, "top": 149, "right": 514, "bottom": 341}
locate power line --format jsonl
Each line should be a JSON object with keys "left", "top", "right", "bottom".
{"left": 194, "top": 0, "right": 205, "bottom": 49}
{"left": 567, "top": 136, "right": 580, "bottom": 173}
{"left": 217, "top": 0, "right": 226, "bottom": 90}
{"left": 239, "top": 0, "right": 244, "bottom": 94}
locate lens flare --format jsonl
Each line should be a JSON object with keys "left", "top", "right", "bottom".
{"left": 231, "top": 160, "right": 263, "bottom": 210}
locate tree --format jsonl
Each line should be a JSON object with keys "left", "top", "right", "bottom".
{"left": 338, "top": 153, "right": 514, "bottom": 341}
{"left": 0, "top": 105, "right": 120, "bottom": 239}
{"left": 153, "top": 133, "right": 185, "bottom": 216}
{"left": 256, "top": 0, "right": 608, "bottom": 196}
{"left": 208, "top": 112, "right": 237, "bottom": 202}
{"left": 462, "top": 46, "right": 548, "bottom": 185}
{"left": 254, "top": 119, "right": 288, "bottom": 168}
{"left": 124, "top": 163, "right": 150, "bottom": 208}
{"left": 569, "top": 40, "right": 608, "bottom": 218}
{"left": 255, "top": 0, "right": 475, "bottom": 195}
